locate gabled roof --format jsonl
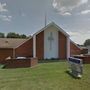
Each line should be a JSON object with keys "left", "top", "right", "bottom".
{"left": 16, "top": 22, "right": 69, "bottom": 49}
{"left": 0, "top": 22, "right": 69, "bottom": 49}
{"left": 33, "top": 22, "right": 69, "bottom": 37}
{"left": 0, "top": 38, "right": 27, "bottom": 48}
{"left": 70, "top": 40, "right": 82, "bottom": 50}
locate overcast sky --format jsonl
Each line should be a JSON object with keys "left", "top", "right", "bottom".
{"left": 0, "top": 0, "right": 90, "bottom": 44}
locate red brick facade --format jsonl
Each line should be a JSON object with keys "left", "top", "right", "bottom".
{"left": 0, "top": 34, "right": 82, "bottom": 61}
{"left": 58, "top": 31, "right": 67, "bottom": 59}
{"left": 70, "top": 41, "right": 81, "bottom": 56}
{"left": 0, "top": 48, "right": 13, "bottom": 60}
{"left": 35, "top": 30, "right": 67, "bottom": 59}
{"left": 36, "top": 31, "right": 44, "bottom": 59}
{"left": 15, "top": 38, "right": 33, "bottom": 57}
{"left": 3, "top": 31, "right": 67, "bottom": 60}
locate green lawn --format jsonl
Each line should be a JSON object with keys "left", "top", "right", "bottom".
{"left": 0, "top": 61, "right": 90, "bottom": 90}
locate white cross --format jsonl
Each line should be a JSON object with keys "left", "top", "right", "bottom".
{"left": 48, "top": 32, "right": 54, "bottom": 50}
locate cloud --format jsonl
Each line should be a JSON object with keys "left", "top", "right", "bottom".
{"left": 53, "top": 0, "right": 88, "bottom": 15}
{"left": 0, "top": 2, "right": 12, "bottom": 22}
{"left": 81, "top": 10, "right": 90, "bottom": 14}
{"left": 68, "top": 31, "right": 90, "bottom": 44}
{"left": 61, "top": 12, "right": 72, "bottom": 16}
{"left": 67, "top": 31, "right": 80, "bottom": 36}
{"left": 0, "top": 15, "right": 12, "bottom": 21}
{"left": 0, "top": 3, "right": 8, "bottom": 12}
{"left": 21, "top": 13, "right": 26, "bottom": 17}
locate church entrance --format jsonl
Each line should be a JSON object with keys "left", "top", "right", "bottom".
{"left": 44, "top": 28, "right": 58, "bottom": 59}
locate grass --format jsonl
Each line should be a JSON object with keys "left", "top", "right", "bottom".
{"left": 0, "top": 61, "right": 90, "bottom": 90}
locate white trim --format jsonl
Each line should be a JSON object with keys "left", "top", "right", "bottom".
{"left": 67, "top": 37, "right": 70, "bottom": 59}
{"left": 33, "top": 35, "right": 36, "bottom": 58}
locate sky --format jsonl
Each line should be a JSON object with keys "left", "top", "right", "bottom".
{"left": 0, "top": 0, "right": 90, "bottom": 44}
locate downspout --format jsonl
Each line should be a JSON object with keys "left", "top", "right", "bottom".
{"left": 33, "top": 35, "right": 36, "bottom": 58}
{"left": 67, "top": 37, "right": 70, "bottom": 59}
{"left": 13, "top": 48, "right": 15, "bottom": 59}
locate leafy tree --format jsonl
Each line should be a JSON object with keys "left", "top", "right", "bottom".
{"left": 6, "top": 32, "right": 28, "bottom": 38}
{"left": 20, "top": 34, "right": 27, "bottom": 38}
{"left": 6, "top": 32, "right": 20, "bottom": 38}
{"left": 0, "top": 32, "right": 5, "bottom": 38}
{"left": 84, "top": 39, "right": 90, "bottom": 46}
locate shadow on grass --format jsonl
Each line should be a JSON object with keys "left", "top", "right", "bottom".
{"left": 65, "top": 70, "right": 81, "bottom": 79}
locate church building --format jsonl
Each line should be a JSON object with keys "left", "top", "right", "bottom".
{"left": 0, "top": 22, "right": 82, "bottom": 60}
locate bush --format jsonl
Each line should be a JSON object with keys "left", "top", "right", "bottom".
{"left": 0, "top": 64, "right": 6, "bottom": 69}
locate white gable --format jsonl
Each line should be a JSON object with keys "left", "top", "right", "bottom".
{"left": 33, "top": 22, "right": 69, "bottom": 37}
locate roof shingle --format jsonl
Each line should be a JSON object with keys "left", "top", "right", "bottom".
{"left": 0, "top": 38, "right": 27, "bottom": 48}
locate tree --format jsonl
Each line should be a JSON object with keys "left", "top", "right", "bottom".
{"left": 84, "top": 39, "right": 90, "bottom": 46}
{"left": 6, "top": 32, "right": 20, "bottom": 38}
{"left": 0, "top": 32, "right": 5, "bottom": 38}
{"left": 20, "top": 34, "right": 27, "bottom": 38}
{"left": 6, "top": 32, "right": 28, "bottom": 38}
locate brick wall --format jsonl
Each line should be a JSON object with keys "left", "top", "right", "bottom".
{"left": 58, "top": 31, "right": 67, "bottom": 59}
{"left": 0, "top": 48, "right": 13, "bottom": 60}
{"left": 0, "top": 58, "right": 38, "bottom": 68}
{"left": 36, "top": 31, "right": 44, "bottom": 59}
{"left": 70, "top": 41, "right": 81, "bottom": 56}
{"left": 30, "top": 58, "right": 38, "bottom": 67}
{"left": 73, "top": 55, "right": 90, "bottom": 64}
{"left": 83, "top": 56, "right": 90, "bottom": 64}
{"left": 15, "top": 38, "right": 33, "bottom": 58}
